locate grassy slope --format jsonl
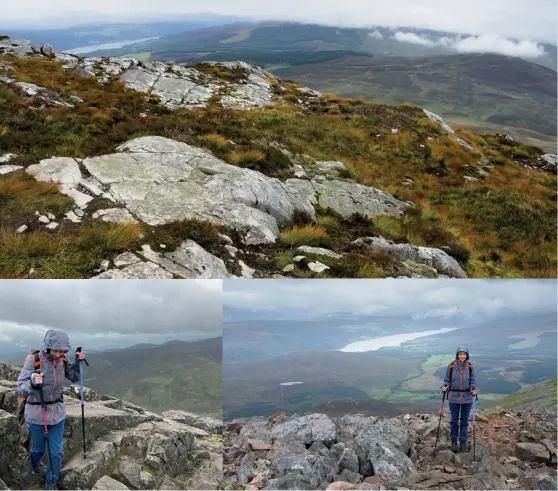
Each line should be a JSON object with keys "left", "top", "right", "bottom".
{"left": 84, "top": 339, "right": 223, "bottom": 418}
{"left": 0, "top": 56, "right": 556, "bottom": 279}
{"left": 483, "top": 378, "right": 557, "bottom": 411}
{"left": 275, "top": 53, "right": 557, "bottom": 142}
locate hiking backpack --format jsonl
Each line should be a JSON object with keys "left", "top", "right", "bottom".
{"left": 448, "top": 360, "right": 473, "bottom": 391}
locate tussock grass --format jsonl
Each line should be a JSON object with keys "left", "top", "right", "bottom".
{"left": 0, "top": 222, "right": 142, "bottom": 278}
{"left": 280, "top": 225, "right": 328, "bottom": 247}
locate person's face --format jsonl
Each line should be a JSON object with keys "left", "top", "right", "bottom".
{"left": 51, "top": 349, "right": 65, "bottom": 359}
{"left": 458, "top": 352, "right": 467, "bottom": 361}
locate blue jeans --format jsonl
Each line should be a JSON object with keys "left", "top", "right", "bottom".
{"left": 449, "top": 402, "right": 472, "bottom": 443}
{"left": 27, "top": 420, "right": 65, "bottom": 484}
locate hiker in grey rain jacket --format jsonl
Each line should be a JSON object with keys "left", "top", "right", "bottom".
{"left": 17, "top": 328, "right": 85, "bottom": 489}
{"left": 442, "top": 346, "right": 477, "bottom": 453}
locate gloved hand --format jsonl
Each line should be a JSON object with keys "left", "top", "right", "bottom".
{"left": 471, "top": 389, "right": 478, "bottom": 396}
{"left": 31, "top": 373, "right": 43, "bottom": 386}
{"left": 75, "top": 349, "right": 86, "bottom": 361}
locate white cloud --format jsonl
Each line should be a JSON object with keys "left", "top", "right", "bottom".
{"left": 413, "top": 306, "right": 460, "bottom": 319}
{"left": 0, "top": 280, "right": 222, "bottom": 351}
{"left": 368, "top": 30, "right": 383, "bottom": 39}
{"left": 2, "top": 0, "right": 556, "bottom": 44}
{"left": 392, "top": 30, "right": 548, "bottom": 58}
{"left": 452, "top": 34, "right": 548, "bottom": 58}
{"left": 223, "top": 279, "right": 557, "bottom": 320}
{"left": 392, "top": 31, "right": 436, "bottom": 46}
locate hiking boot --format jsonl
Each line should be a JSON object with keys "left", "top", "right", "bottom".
{"left": 460, "top": 440, "right": 468, "bottom": 453}
{"left": 451, "top": 441, "right": 458, "bottom": 452}
{"left": 31, "top": 463, "right": 46, "bottom": 476}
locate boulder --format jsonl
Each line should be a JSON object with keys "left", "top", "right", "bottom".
{"left": 515, "top": 442, "right": 550, "bottom": 463}
{"left": 352, "top": 236, "right": 466, "bottom": 278}
{"left": 120, "top": 420, "right": 196, "bottom": 476}
{"left": 92, "top": 475, "right": 130, "bottom": 490}
{"left": 271, "top": 414, "right": 337, "bottom": 447}
{"left": 162, "top": 410, "right": 224, "bottom": 434}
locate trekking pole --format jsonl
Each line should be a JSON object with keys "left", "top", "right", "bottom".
{"left": 76, "top": 347, "right": 89, "bottom": 459}
{"left": 433, "top": 386, "right": 447, "bottom": 455}
{"left": 473, "top": 394, "right": 478, "bottom": 461}
{"left": 36, "top": 369, "right": 56, "bottom": 486}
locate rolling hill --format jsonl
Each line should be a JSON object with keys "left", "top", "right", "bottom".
{"left": 73, "top": 337, "right": 222, "bottom": 417}
{"left": 277, "top": 53, "right": 558, "bottom": 150}
{"left": 83, "top": 21, "right": 558, "bottom": 150}
{"left": 4, "top": 16, "right": 246, "bottom": 51}
{"left": 86, "top": 22, "right": 558, "bottom": 71}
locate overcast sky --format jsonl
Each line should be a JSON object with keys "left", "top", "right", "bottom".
{"left": 223, "top": 279, "right": 557, "bottom": 320}
{"left": 3, "top": 1, "right": 557, "bottom": 44}
{"left": 0, "top": 280, "right": 222, "bottom": 356}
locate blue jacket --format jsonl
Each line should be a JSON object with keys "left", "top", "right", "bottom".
{"left": 17, "top": 329, "right": 81, "bottom": 426}
{"left": 444, "top": 346, "right": 476, "bottom": 404}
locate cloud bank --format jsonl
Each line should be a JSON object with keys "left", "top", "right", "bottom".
{"left": 391, "top": 31, "right": 549, "bottom": 58}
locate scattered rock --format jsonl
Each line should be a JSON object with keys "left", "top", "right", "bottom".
{"left": 92, "top": 208, "right": 138, "bottom": 224}
{"left": 45, "top": 222, "right": 59, "bottom": 230}
{"left": 38, "top": 215, "right": 50, "bottom": 224}
{"left": 16, "top": 225, "right": 27, "bottom": 234}
{"left": 92, "top": 475, "right": 130, "bottom": 490}
{"left": 297, "top": 246, "right": 342, "bottom": 259}
{"left": 0, "top": 154, "right": 18, "bottom": 164}
{"left": 308, "top": 261, "right": 330, "bottom": 273}
{"left": 239, "top": 260, "right": 256, "bottom": 279}
{"left": 515, "top": 442, "right": 550, "bottom": 463}
{"left": 0, "top": 165, "right": 22, "bottom": 175}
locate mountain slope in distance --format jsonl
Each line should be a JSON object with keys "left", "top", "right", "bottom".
{"left": 276, "top": 53, "right": 557, "bottom": 148}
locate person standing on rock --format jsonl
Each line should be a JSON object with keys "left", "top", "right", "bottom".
{"left": 17, "top": 329, "right": 86, "bottom": 490}
{"left": 442, "top": 346, "right": 477, "bottom": 453}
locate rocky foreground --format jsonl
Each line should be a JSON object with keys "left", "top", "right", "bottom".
{"left": 222, "top": 409, "right": 557, "bottom": 490}
{"left": 0, "top": 363, "right": 223, "bottom": 490}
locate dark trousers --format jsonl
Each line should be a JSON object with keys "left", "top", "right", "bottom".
{"left": 28, "top": 420, "right": 65, "bottom": 484}
{"left": 449, "top": 402, "right": 472, "bottom": 443}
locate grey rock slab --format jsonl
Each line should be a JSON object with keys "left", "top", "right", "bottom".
{"left": 92, "top": 476, "right": 130, "bottom": 490}
{"left": 297, "top": 246, "right": 342, "bottom": 259}
{"left": 162, "top": 410, "right": 224, "bottom": 434}
{"left": 163, "top": 240, "right": 232, "bottom": 278}
{"left": 423, "top": 109, "right": 455, "bottom": 134}
{"left": 312, "top": 179, "right": 409, "bottom": 219}
{"left": 113, "top": 252, "right": 142, "bottom": 267}
{"left": 26, "top": 157, "right": 82, "bottom": 187}
{"left": 239, "top": 260, "right": 256, "bottom": 278}
{"left": 308, "top": 261, "right": 330, "bottom": 273}
{"left": 60, "top": 440, "right": 117, "bottom": 490}
{"left": 0, "top": 164, "right": 21, "bottom": 176}
{"left": 92, "top": 208, "right": 138, "bottom": 224}
{"left": 317, "top": 161, "right": 347, "bottom": 171}
{"left": 84, "top": 136, "right": 316, "bottom": 244}
{"left": 271, "top": 413, "right": 337, "bottom": 447}
{"left": 353, "top": 236, "right": 466, "bottom": 278}
{"left": 92, "top": 262, "right": 173, "bottom": 279}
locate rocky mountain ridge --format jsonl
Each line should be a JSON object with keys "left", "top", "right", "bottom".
{"left": 222, "top": 406, "right": 557, "bottom": 490}
{"left": 0, "top": 362, "right": 223, "bottom": 490}
{"left": 0, "top": 37, "right": 556, "bottom": 279}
